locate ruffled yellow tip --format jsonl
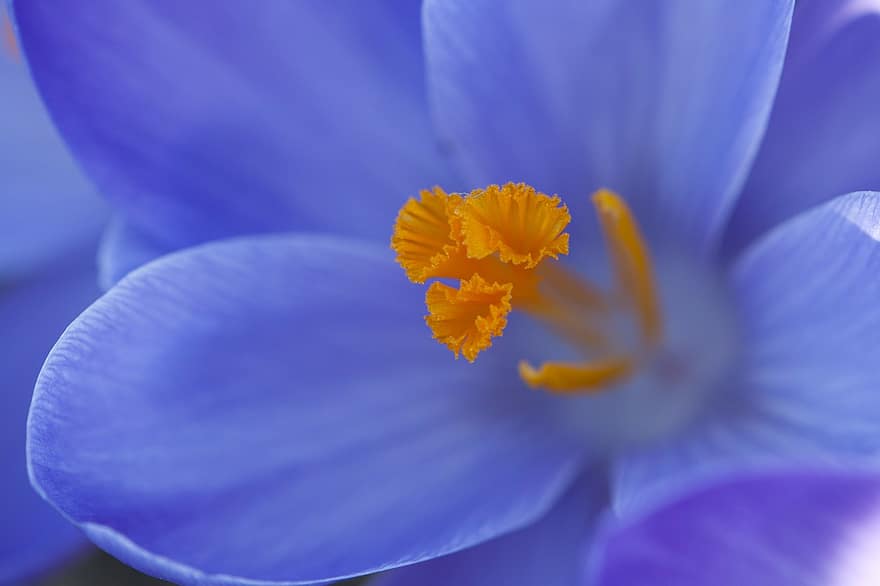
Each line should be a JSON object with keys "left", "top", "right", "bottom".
{"left": 391, "top": 181, "right": 664, "bottom": 395}
{"left": 391, "top": 187, "right": 463, "bottom": 283}
{"left": 391, "top": 182, "right": 571, "bottom": 363}
{"left": 459, "top": 183, "right": 570, "bottom": 268}
{"left": 425, "top": 275, "right": 513, "bottom": 362}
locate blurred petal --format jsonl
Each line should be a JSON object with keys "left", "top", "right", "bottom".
{"left": 724, "top": 3, "right": 880, "bottom": 255}
{"left": 96, "top": 216, "right": 173, "bottom": 290}
{"left": 374, "top": 472, "right": 606, "bottom": 586}
{"left": 594, "top": 470, "right": 880, "bottom": 586}
{"left": 0, "top": 14, "right": 105, "bottom": 279}
{"left": 13, "top": 0, "right": 454, "bottom": 267}
{"left": 28, "top": 235, "right": 585, "bottom": 585}
{"left": 423, "top": 0, "right": 793, "bottom": 249}
{"left": 1, "top": 248, "right": 96, "bottom": 582}
{"left": 613, "top": 191, "right": 880, "bottom": 515}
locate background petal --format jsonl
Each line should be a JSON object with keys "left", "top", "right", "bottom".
{"left": 28, "top": 235, "right": 585, "bottom": 585}
{"left": 612, "top": 191, "right": 880, "bottom": 515}
{"left": 423, "top": 0, "right": 793, "bottom": 250}
{"left": 0, "top": 9, "right": 105, "bottom": 279}
{"left": 374, "top": 472, "right": 606, "bottom": 586}
{"left": 96, "top": 216, "right": 174, "bottom": 289}
{"left": 1, "top": 248, "right": 97, "bottom": 583}
{"left": 594, "top": 470, "right": 880, "bottom": 586}
{"left": 13, "top": 0, "right": 455, "bottom": 269}
{"left": 723, "top": 2, "right": 880, "bottom": 255}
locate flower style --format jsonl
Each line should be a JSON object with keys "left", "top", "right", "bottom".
{"left": 13, "top": 0, "right": 880, "bottom": 584}
{"left": 0, "top": 7, "right": 105, "bottom": 581}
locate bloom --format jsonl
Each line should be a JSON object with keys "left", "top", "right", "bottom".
{"left": 0, "top": 7, "right": 105, "bottom": 581}
{"left": 15, "top": 0, "right": 880, "bottom": 584}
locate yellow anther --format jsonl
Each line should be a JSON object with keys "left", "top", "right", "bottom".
{"left": 391, "top": 187, "right": 465, "bottom": 283}
{"left": 2, "top": 8, "right": 19, "bottom": 61}
{"left": 425, "top": 275, "right": 513, "bottom": 362}
{"left": 457, "top": 183, "right": 570, "bottom": 268}
{"left": 592, "top": 189, "right": 662, "bottom": 345}
{"left": 518, "top": 357, "right": 633, "bottom": 393}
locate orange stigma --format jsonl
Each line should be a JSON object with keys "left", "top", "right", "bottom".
{"left": 391, "top": 183, "right": 663, "bottom": 395}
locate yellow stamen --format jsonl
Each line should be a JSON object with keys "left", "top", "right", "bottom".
{"left": 592, "top": 189, "right": 662, "bottom": 345}
{"left": 425, "top": 275, "right": 513, "bottom": 362}
{"left": 518, "top": 357, "right": 634, "bottom": 393}
{"left": 2, "top": 8, "right": 20, "bottom": 61}
{"left": 457, "top": 183, "right": 570, "bottom": 268}
{"left": 391, "top": 182, "right": 664, "bottom": 396}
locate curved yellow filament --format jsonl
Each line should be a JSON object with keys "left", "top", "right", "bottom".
{"left": 592, "top": 189, "right": 663, "bottom": 346}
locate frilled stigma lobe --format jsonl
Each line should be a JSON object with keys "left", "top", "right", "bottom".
{"left": 425, "top": 275, "right": 513, "bottom": 362}
{"left": 391, "top": 187, "right": 465, "bottom": 283}
{"left": 391, "top": 184, "right": 662, "bottom": 395}
{"left": 456, "top": 183, "right": 570, "bottom": 267}
{"left": 392, "top": 183, "right": 569, "bottom": 362}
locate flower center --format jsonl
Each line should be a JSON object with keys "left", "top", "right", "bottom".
{"left": 391, "top": 182, "right": 666, "bottom": 396}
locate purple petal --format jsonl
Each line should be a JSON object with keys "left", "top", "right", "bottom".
{"left": 595, "top": 470, "right": 880, "bottom": 586}
{"left": 96, "top": 216, "right": 174, "bottom": 289}
{"left": 0, "top": 14, "right": 105, "bottom": 278}
{"left": 1, "top": 250, "right": 97, "bottom": 582}
{"left": 374, "top": 473, "right": 606, "bottom": 586}
{"left": 28, "top": 235, "right": 585, "bottom": 585}
{"left": 724, "top": 3, "right": 880, "bottom": 255}
{"left": 423, "top": 0, "right": 793, "bottom": 250}
{"left": 13, "top": 0, "right": 454, "bottom": 272}
{"left": 613, "top": 191, "right": 880, "bottom": 515}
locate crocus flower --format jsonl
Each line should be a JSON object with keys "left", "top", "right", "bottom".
{"left": 15, "top": 0, "right": 880, "bottom": 584}
{"left": 0, "top": 8, "right": 105, "bottom": 582}
{"left": 591, "top": 469, "right": 880, "bottom": 586}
